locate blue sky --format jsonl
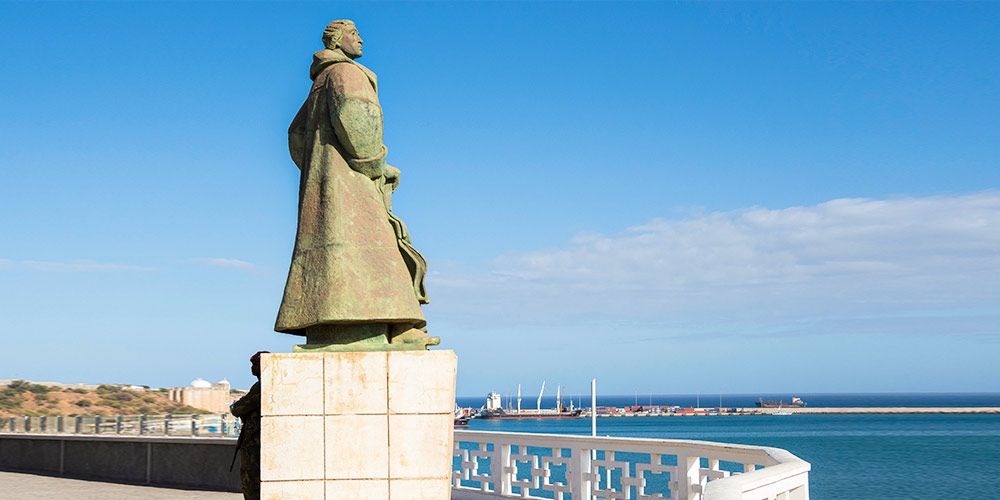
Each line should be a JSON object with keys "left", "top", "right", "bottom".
{"left": 1, "top": 2, "right": 998, "bottom": 396}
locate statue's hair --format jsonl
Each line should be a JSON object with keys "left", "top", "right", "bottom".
{"left": 322, "top": 19, "right": 356, "bottom": 49}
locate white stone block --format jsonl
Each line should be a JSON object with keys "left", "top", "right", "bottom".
{"left": 388, "top": 414, "right": 455, "bottom": 479}
{"left": 260, "top": 350, "right": 457, "bottom": 498}
{"left": 327, "top": 479, "right": 390, "bottom": 498}
{"left": 261, "top": 480, "right": 325, "bottom": 499}
{"left": 388, "top": 350, "right": 458, "bottom": 414}
{"left": 260, "top": 415, "right": 325, "bottom": 481}
{"left": 390, "top": 478, "right": 453, "bottom": 499}
{"left": 325, "top": 351, "right": 389, "bottom": 415}
{"left": 261, "top": 353, "right": 324, "bottom": 416}
{"left": 326, "top": 414, "right": 389, "bottom": 479}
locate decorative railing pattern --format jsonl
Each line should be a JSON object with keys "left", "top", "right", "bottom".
{"left": 453, "top": 430, "right": 809, "bottom": 500}
{"left": 4, "top": 416, "right": 808, "bottom": 499}
{"left": 0, "top": 414, "right": 239, "bottom": 437}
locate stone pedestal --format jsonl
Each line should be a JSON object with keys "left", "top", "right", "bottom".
{"left": 259, "top": 351, "right": 457, "bottom": 499}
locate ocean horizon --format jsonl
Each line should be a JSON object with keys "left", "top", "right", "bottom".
{"left": 458, "top": 391, "right": 1000, "bottom": 409}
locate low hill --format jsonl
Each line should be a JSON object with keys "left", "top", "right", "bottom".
{"left": 0, "top": 380, "right": 208, "bottom": 418}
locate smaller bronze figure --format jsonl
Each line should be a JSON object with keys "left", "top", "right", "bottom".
{"left": 230, "top": 351, "right": 268, "bottom": 500}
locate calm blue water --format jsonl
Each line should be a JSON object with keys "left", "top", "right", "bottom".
{"left": 456, "top": 394, "right": 1000, "bottom": 499}
{"left": 458, "top": 392, "right": 1000, "bottom": 409}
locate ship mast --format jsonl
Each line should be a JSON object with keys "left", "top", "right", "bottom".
{"left": 537, "top": 381, "right": 545, "bottom": 412}
{"left": 516, "top": 384, "right": 522, "bottom": 414}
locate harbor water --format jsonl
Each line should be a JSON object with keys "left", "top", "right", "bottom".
{"left": 459, "top": 392, "right": 1000, "bottom": 410}
{"left": 457, "top": 394, "right": 1000, "bottom": 499}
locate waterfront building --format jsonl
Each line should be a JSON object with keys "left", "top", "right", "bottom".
{"left": 167, "top": 378, "right": 238, "bottom": 413}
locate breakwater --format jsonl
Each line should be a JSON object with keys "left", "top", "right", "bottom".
{"left": 589, "top": 406, "right": 1000, "bottom": 417}
{"left": 744, "top": 406, "right": 1000, "bottom": 415}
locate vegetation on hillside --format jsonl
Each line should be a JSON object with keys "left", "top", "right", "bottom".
{"left": 0, "top": 380, "right": 206, "bottom": 418}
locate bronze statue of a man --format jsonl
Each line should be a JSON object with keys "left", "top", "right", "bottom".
{"left": 276, "top": 20, "right": 436, "bottom": 350}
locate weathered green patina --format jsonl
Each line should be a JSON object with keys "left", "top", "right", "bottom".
{"left": 277, "top": 20, "right": 438, "bottom": 352}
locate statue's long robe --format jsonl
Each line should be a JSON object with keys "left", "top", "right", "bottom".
{"left": 276, "top": 49, "right": 427, "bottom": 334}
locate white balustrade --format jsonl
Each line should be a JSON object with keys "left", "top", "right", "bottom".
{"left": 453, "top": 430, "right": 809, "bottom": 500}
{"left": 0, "top": 413, "right": 241, "bottom": 438}
{"left": 4, "top": 415, "right": 809, "bottom": 499}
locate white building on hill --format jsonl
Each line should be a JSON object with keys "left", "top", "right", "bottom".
{"left": 167, "top": 378, "right": 237, "bottom": 413}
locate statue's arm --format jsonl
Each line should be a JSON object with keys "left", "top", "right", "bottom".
{"left": 230, "top": 382, "right": 261, "bottom": 418}
{"left": 327, "top": 63, "right": 387, "bottom": 178}
{"left": 287, "top": 102, "right": 309, "bottom": 170}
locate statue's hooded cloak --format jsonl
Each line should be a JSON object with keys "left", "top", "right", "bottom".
{"left": 276, "top": 49, "right": 428, "bottom": 334}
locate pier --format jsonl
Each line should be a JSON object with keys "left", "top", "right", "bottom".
{"left": 745, "top": 407, "right": 1000, "bottom": 415}
{"left": 588, "top": 407, "right": 1000, "bottom": 417}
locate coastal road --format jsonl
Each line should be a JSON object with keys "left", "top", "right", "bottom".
{"left": 0, "top": 471, "right": 497, "bottom": 499}
{"left": 0, "top": 471, "right": 242, "bottom": 499}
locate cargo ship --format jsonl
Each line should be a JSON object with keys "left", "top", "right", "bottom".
{"left": 476, "top": 384, "right": 583, "bottom": 420}
{"left": 755, "top": 396, "right": 807, "bottom": 408}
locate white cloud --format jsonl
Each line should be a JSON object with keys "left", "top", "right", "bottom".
{"left": 19, "top": 260, "right": 155, "bottom": 272}
{"left": 193, "top": 258, "right": 260, "bottom": 271}
{"left": 0, "top": 259, "right": 13, "bottom": 269}
{"left": 429, "top": 191, "right": 1000, "bottom": 338}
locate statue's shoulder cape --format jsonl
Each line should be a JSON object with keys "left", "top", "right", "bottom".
{"left": 310, "top": 49, "right": 378, "bottom": 92}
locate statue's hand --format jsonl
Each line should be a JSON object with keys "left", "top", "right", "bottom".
{"left": 385, "top": 165, "right": 401, "bottom": 190}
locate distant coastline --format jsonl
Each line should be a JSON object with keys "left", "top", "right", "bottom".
{"left": 574, "top": 406, "right": 1000, "bottom": 418}
{"left": 457, "top": 392, "right": 1000, "bottom": 411}
{"left": 745, "top": 406, "right": 1000, "bottom": 415}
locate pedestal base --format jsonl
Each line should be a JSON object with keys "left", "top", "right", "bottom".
{"left": 292, "top": 324, "right": 441, "bottom": 352}
{"left": 259, "top": 351, "right": 457, "bottom": 499}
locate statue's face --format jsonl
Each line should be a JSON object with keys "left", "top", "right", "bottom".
{"left": 340, "top": 26, "right": 363, "bottom": 59}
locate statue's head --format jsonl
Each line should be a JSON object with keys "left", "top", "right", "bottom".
{"left": 323, "top": 19, "right": 363, "bottom": 59}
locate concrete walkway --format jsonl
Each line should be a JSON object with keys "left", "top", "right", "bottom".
{"left": 0, "top": 471, "right": 242, "bottom": 499}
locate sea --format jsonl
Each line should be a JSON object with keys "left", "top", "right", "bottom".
{"left": 456, "top": 393, "right": 1000, "bottom": 499}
